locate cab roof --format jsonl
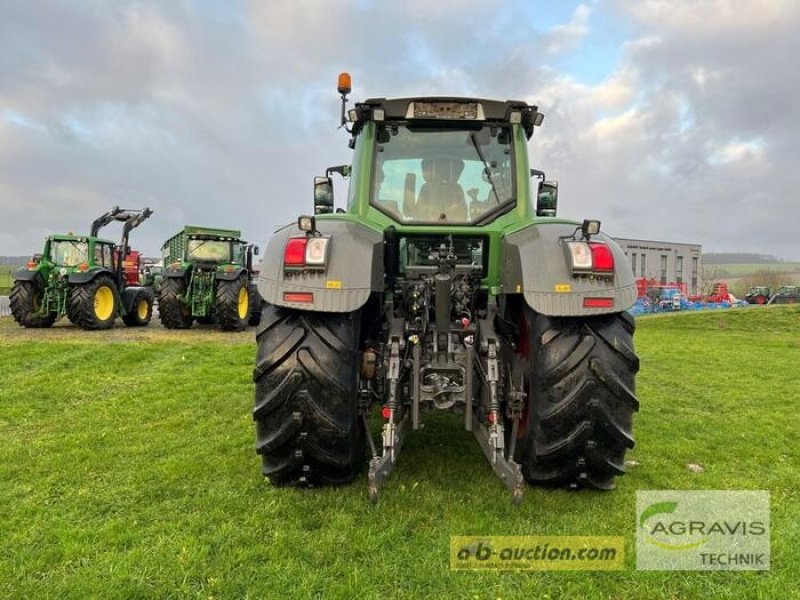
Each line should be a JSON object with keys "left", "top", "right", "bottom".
{"left": 351, "top": 97, "right": 544, "bottom": 139}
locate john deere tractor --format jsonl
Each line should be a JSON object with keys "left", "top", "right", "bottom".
{"left": 252, "top": 75, "right": 640, "bottom": 503}
{"left": 10, "top": 207, "right": 154, "bottom": 330}
{"left": 157, "top": 226, "right": 261, "bottom": 331}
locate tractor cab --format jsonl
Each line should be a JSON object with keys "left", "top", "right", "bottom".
{"left": 43, "top": 235, "right": 116, "bottom": 272}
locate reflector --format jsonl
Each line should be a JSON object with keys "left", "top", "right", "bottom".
{"left": 284, "top": 292, "right": 314, "bottom": 303}
{"left": 583, "top": 297, "right": 614, "bottom": 308}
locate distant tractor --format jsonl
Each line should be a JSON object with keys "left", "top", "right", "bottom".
{"left": 744, "top": 286, "right": 771, "bottom": 305}
{"left": 158, "top": 226, "right": 261, "bottom": 331}
{"left": 10, "top": 207, "right": 154, "bottom": 330}
{"left": 769, "top": 286, "right": 800, "bottom": 304}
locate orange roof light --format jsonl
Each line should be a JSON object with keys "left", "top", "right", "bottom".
{"left": 337, "top": 72, "right": 352, "bottom": 95}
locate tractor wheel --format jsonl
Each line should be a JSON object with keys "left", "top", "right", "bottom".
{"left": 158, "top": 278, "right": 194, "bottom": 329}
{"left": 253, "top": 305, "right": 364, "bottom": 486}
{"left": 68, "top": 276, "right": 119, "bottom": 330}
{"left": 513, "top": 308, "right": 639, "bottom": 490}
{"left": 248, "top": 283, "right": 263, "bottom": 326}
{"left": 215, "top": 276, "right": 250, "bottom": 331}
{"left": 122, "top": 288, "right": 154, "bottom": 327}
{"left": 9, "top": 279, "right": 56, "bottom": 328}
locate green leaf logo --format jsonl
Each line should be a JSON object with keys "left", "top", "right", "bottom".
{"left": 640, "top": 501, "right": 678, "bottom": 528}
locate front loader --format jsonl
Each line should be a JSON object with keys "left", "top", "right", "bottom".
{"left": 10, "top": 207, "right": 155, "bottom": 330}
{"left": 252, "top": 75, "right": 640, "bottom": 503}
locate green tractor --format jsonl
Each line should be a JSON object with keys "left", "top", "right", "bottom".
{"left": 10, "top": 207, "right": 154, "bottom": 330}
{"left": 252, "top": 75, "right": 640, "bottom": 503}
{"left": 769, "top": 285, "right": 800, "bottom": 304}
{"left": 157, "top": 226, "right": 262, "bottom": 331}
{"left": 744, "top": 286, "right": 771, "bottom": 304}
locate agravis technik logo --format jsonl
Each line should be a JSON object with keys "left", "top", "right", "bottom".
{"left": 636, "top": 491, "right": 770, "bottom": 570}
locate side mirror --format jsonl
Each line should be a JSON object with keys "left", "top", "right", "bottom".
{"left": 536, "top": 181, "right": 558, "bottom": 217}
{"left": 314, "top": 176, "right": 334, "bottom": 214}
{"left": 253, "top": 246, "right": 260, "bottom": 256}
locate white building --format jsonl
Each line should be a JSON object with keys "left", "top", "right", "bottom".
{"left": 614, "top": 238, "right": 703, "bottom": 295}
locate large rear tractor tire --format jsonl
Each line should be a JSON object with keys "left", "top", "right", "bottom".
{"left": 122, "top": 288, "right": 154, "bottom": 327}
{"left": 68, "top": 276, "right": 119, "bottom": 330}
{"left": 9, "top": 279, "right": 56, "bottom": 328}
{"left": 248, "top": 283, "right": 263, "bottom": 327}
{"left": 514, "top": 308, "right": 640, "bottom": 490}
{"left": 253, "top": 305, "right": 364, "bottom": 486}
{"left": 158, "top": 277, "right": 194, "bottom": 329}
{"left": 216, "top": 276, "right": 250, "bottom": 332}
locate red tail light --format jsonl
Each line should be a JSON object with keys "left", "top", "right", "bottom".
{"left": 284, "top": 238, "right": 307, "bottom": 267}
{"left": 588, "top": 243, "right": 614, "bottom": 272}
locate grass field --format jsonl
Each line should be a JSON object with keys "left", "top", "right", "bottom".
{"left": 703, "top": 263, "right": 800, "bottom": 296}
{"left": 0, "top": 265, "right": 15, "bottom": 295}
{"left": 1, "top": 308, "right": 798, "bottom": 599}
{"left": 707, "top": 263, "right": 800, "bottom": 276}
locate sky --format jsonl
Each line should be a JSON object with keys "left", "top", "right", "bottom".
{"left": 1, "top": 0, "right": 799, "bottom": 259}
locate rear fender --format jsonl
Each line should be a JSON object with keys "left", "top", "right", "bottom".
{"left": 13, "top": 268, "right": 42, "bottom": 282}
{"left": 257, "top": 219, "right": 384, "bottom": 312}
{"left": 503, "top": 223, "right": 636, "bottom": 316}
{"left": 163, "top": 268, "right": 188, "bottom": 279}
{"left": 214, "top": 268, "right": 247, "bottom": 282}
{"left": 121, "top": 286, "right": 146, "bottom": 314}
{"left": 67, "top": 268, "right": 113, "bottom": 285}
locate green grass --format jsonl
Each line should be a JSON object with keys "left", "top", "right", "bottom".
{"left": 707, "top": 263, "right": 800, "bottom": 277}
{"left": 0, "top": 265, "right": 14, "bottom": 295}
{"left": 1, "top": 309, "right": 798, "bottom": 599}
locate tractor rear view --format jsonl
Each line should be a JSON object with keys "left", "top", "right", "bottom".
{"left": 10, "top": 207, "right": 154, "bottom": 330}
{"left": 158, "top": 226, "right": 261, "bottom": 331}
{"left": 252, "top": 75, "right": 640, "bottom": 503}
{"left": 744, "top": 287, "right": 771, "bottom": 305}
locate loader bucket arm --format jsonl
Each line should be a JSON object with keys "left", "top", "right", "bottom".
{"left": 90, "top": 206, "right": 123, "bottom": 237}
{"left": 106, "top": 208, "right": 154, "bottom": 281}
{"left": 118, "top": 208, "right": 153, "bottom": 251}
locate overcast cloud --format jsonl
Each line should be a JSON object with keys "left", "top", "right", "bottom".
{"left": 1, "top": 0, "right": 798, "bottom": 258}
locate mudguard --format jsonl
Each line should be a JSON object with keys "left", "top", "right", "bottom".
{"left": 162, "top": 268, "right": 188, "bottom": 279}
{"left": 121, "top": 286, "right": 145, "bottom": 313}
{"left": 503, "top": 222, "right": 637, "bottom": 316}
{"left": 13, "top": 268, "right": 40, "bottom": 282}
{"left": 215, "top": 268, "right": 248, "bottom": 282}
{"left": 257, "top": 219, "right": 384, "bottom": 312}
{"left": 68, "top": 268, "right": 113, "bottom": 285}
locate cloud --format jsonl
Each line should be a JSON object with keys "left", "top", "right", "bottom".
{"left": 0, "top": 0, "right": 798, "bottom": 260}
{"left": 541, "top": 4, "right": 593, "bottom": 55}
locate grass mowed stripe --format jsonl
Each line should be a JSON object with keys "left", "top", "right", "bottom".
{"left": 1, "top": 308, "right": 798, "bottom": 598}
